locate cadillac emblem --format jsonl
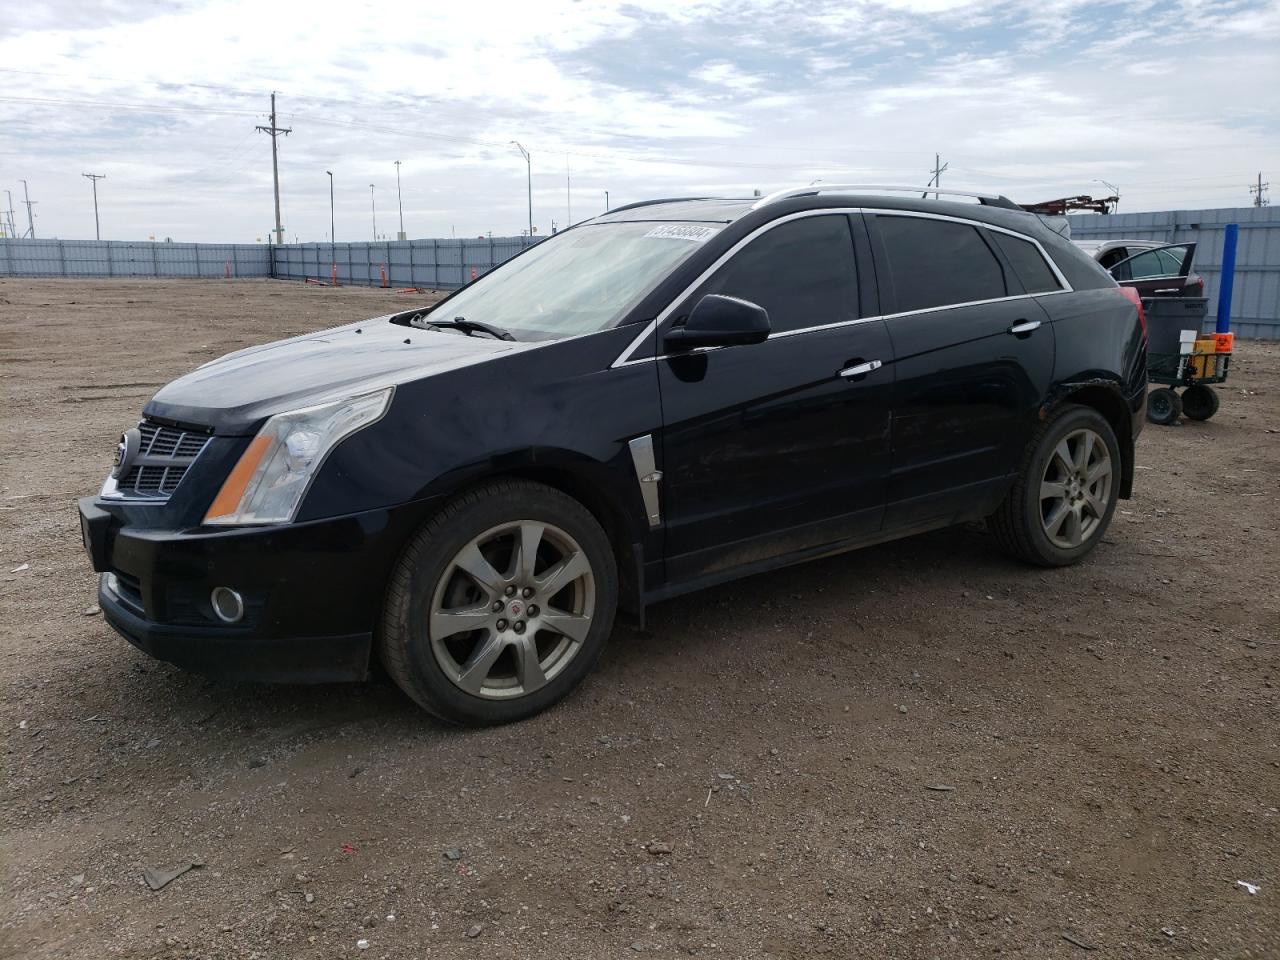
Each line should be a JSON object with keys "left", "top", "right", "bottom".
{"left": 111, "top": 427, "right": 142, "bottom": 479}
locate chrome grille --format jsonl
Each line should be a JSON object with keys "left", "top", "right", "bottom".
{"left": 114, "top": 420, "right": 212, "bottom": 499}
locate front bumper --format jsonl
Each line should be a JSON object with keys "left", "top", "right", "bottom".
{"left": 80, "top": 496, "right": 437, "bottom": 683}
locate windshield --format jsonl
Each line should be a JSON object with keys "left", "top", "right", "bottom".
{"left": 425, "top": 221, "right": 721, "bottom": 340}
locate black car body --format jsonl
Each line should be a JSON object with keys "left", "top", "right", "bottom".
{"left": 80, "top": 186, "right": 1147, "bottom": 724}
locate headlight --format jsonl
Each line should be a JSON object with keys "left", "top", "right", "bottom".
{"left": 204, "top": 387, "right": 392, "bottom": 525}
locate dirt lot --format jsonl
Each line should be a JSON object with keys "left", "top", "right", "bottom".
{"left": 1, "top": 278, "right": 1277, "bottom": 960}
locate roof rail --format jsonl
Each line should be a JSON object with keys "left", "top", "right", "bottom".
{"left": 751, "top": 184, "right": 1020, "bottom": 211}
{"left": 602, "top": 196, "right": 714, "bottom": 215}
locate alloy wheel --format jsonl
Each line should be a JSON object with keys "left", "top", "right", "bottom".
{"left": 429, "top": 520, "right": 595, "bottom": 699}
{"left": 1039, "top": 428, "right": 1113, "bottom": 550}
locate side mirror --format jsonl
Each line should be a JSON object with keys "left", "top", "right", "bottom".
{"left": 663, "top": 294, "right": 771, "bottom": 350}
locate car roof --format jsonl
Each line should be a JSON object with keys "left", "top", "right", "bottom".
{"left": 592, "top": 192, "right": 1048, "bottom": 234}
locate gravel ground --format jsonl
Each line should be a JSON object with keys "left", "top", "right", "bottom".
{"left": 1, "top": 278, "right": 1277, "bottom": 960}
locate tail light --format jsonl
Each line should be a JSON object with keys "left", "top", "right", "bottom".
{"left": 1118, "top": 285, "right": 1147, "bottom": 342}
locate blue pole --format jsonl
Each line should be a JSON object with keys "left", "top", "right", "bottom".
{"left": 1216, "top": 223, "right": 1238, "bottom": 334}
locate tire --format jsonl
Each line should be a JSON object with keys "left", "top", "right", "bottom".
{"left": 1181, "top": 384, "right": 1220, "bottom": 421}
{"left": 378, "top": 480, "right": 618, "bottom": 726}
{"left": 1146, "top": 387, "right": 1182, "bottom": 426}
{"left": 991, "top": 404, "right": 1122, "bottom": 568}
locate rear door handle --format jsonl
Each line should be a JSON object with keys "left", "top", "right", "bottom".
{"left": 1008, "top": 319, "right": 1041, "bottom": 336}
{"left": 839, "top": 359, "right": 882, "bottom": 379}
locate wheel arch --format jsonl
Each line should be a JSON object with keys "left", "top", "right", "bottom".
{"left": 1048, "top": 383, "right": 1135, "bottom": 499}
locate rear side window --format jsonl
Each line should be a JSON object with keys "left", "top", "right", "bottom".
{"left": 990, "top": 232, "right": 1062, "bottom": 294}
{"left": 695, "top": 215, "right": 858, "bottom": 334}
{"left": 1112, "top": 245, "right": 1189, "bottom": 281}
{"left": 876, "top": 216, "right": 1006, "bottom": 312}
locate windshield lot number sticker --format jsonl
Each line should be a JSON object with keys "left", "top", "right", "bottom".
{"left": 644, "top": 224, "right": 720, "bottom": 242}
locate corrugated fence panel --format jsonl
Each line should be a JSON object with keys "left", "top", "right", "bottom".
{"left": 1068, "top": 206, "right": 1280, "bottom": 340}
{"left": 0, "top": 233, "right": 529, "bottom": 287}
{"left": 267, "top": 236, "right": 537, "bottom": 289}
{"left": 0, "top": 239, "right": 273, "bottom": 279}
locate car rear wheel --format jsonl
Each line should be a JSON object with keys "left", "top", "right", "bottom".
{"left": 1180, "top": 384, "right": 1220, "bottom": 421}
{"left": 991, "top": 405, "right": 1121, "bottom": 567}
{"left": 379, "top": 480, "right": 618, "bottom": 725}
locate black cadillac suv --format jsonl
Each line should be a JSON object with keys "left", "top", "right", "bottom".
{"left": 79, "top": 185, "right": 1148, "bottom": 725}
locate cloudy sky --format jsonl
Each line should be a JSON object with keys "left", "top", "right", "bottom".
{"left": 1, "top": 0, "right": 1276, "bottom": 242}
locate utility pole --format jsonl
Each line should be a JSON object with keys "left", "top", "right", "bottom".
{"left": 326, "top": 170, "right": 335, "bottom": 243}
{"left": 565, "top": 156, "right": 571, "bottom": 225}
{"left": 369, "top": 184, "right": 377, "bottom": 240}
{"left": 82, "top": 173, "right": 106, "bottom": 240}
{"left": 255, "top": 92, "right": 291, "bottom": 245}
{"left": 3, "top": 190, "right": 15, "bottom": 239}
{"left": 1251, "top": 172, "right": 1270, "bottom": 207}
{"left": 20, "top": 179, "right": 36, "bottom": 238}
{"left": 394, "top": 161, "right": 405, "bottom": 240}
{"left": 511, "top": 141, "right": 533, "bottom": 240}
{"left": 923, "top": 154, "right": 948, "bottom": 199}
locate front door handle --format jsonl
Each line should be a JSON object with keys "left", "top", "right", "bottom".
{"left": 1008, "top": 319, "right": 1041, "bottom": 336}
{"left": 839, "top": 359, "right": 882, "bottom": 379}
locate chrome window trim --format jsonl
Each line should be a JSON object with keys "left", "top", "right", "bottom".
{"left": 610, "top": 207, "right": 1073, "bottom": 368}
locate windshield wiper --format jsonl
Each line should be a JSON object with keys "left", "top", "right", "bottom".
{"left": 408, "top": 315, "right": 516, "bottom": 341}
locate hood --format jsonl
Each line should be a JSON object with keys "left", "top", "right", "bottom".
{"left": 146, "top": 315, "right": 526, "bottom": 433}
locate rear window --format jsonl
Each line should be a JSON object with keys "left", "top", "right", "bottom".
{"left": 991, "top": 232, "right": 1062, "bottom": 294}
{"left": 876, "top": 216, "right": 1007, "bottom": 312}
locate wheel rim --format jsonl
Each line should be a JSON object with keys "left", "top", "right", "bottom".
{"left": 429, "top": 520, "right": 595, "bottom": 700}
{"left": 1150, "top": 393, "right": 1171, "bottom": 417}
{"left": 1039, "top": 428, "right": 1113, "bottom": 550}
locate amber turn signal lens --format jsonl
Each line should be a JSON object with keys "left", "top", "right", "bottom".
{"left": 204, "top": 434, "right": 273, "bottom": 523}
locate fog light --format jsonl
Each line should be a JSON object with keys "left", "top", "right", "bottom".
{"left": 210, "top": 587, "right": 245, "bottom": 624}
{"left": 103, "top": 572, "right": 119, "bottom": 596}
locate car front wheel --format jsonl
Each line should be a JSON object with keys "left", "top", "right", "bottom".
{"left": 991, "top": 404, "right": 1121, "bottom": 567}
{"left": 379, "top": 480, "right": 618, "bottom": 725}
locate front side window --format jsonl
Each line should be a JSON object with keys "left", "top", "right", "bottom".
{"left": 690, "top": 215, "right": 858, "bottom": 334}
{"left": 426, "top": 221, "right": 720, "bottom": 340}
{"left": 876, "top": 216, "right": 1007, "bottom": 312}
{"left": 990, "top": 232, "right": 1062, "bottom": 294}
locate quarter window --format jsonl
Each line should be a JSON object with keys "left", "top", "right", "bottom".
{"left": 876, "top": 216, "right": 1007, "bottom": 312}
{"left": 990, "top": 232, "right": 1062, "bottom": 294}
{"left": 692, "top": 215, "right": 858, "bottom": 335}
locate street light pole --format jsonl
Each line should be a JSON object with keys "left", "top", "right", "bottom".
{"left": 604, "top": 189, "right": 609, "bottom": 212}
{"left": 394, "top": 160, "right": 405, "bottom": 240}
{"left": 82, "top": 173, "right": 106, "bottom": 240}
{"left": 511, "top": 141, "right": 533, "bottom": 241}
{"left": 326, "top": 171, "right": 335, "bottom": 243}
{"left": 369, "top": 183, "right": 377, "bottom": 240}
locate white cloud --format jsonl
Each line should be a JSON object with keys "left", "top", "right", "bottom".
{"left": 0, "top": 0, "right": 1275, "bottom": 241}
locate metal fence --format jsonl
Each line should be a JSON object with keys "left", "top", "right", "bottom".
{"left": 270, "top": 237, "right": 535, "bottom": 288}
{"left": 1068, "top": 206, "right": 1280, "bottom": 340}
{"left": 0, "top": 238, "right": 272, "bottom": 278}
{"left": 5, "top": 211, "right": 1275, "bottom": 338}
